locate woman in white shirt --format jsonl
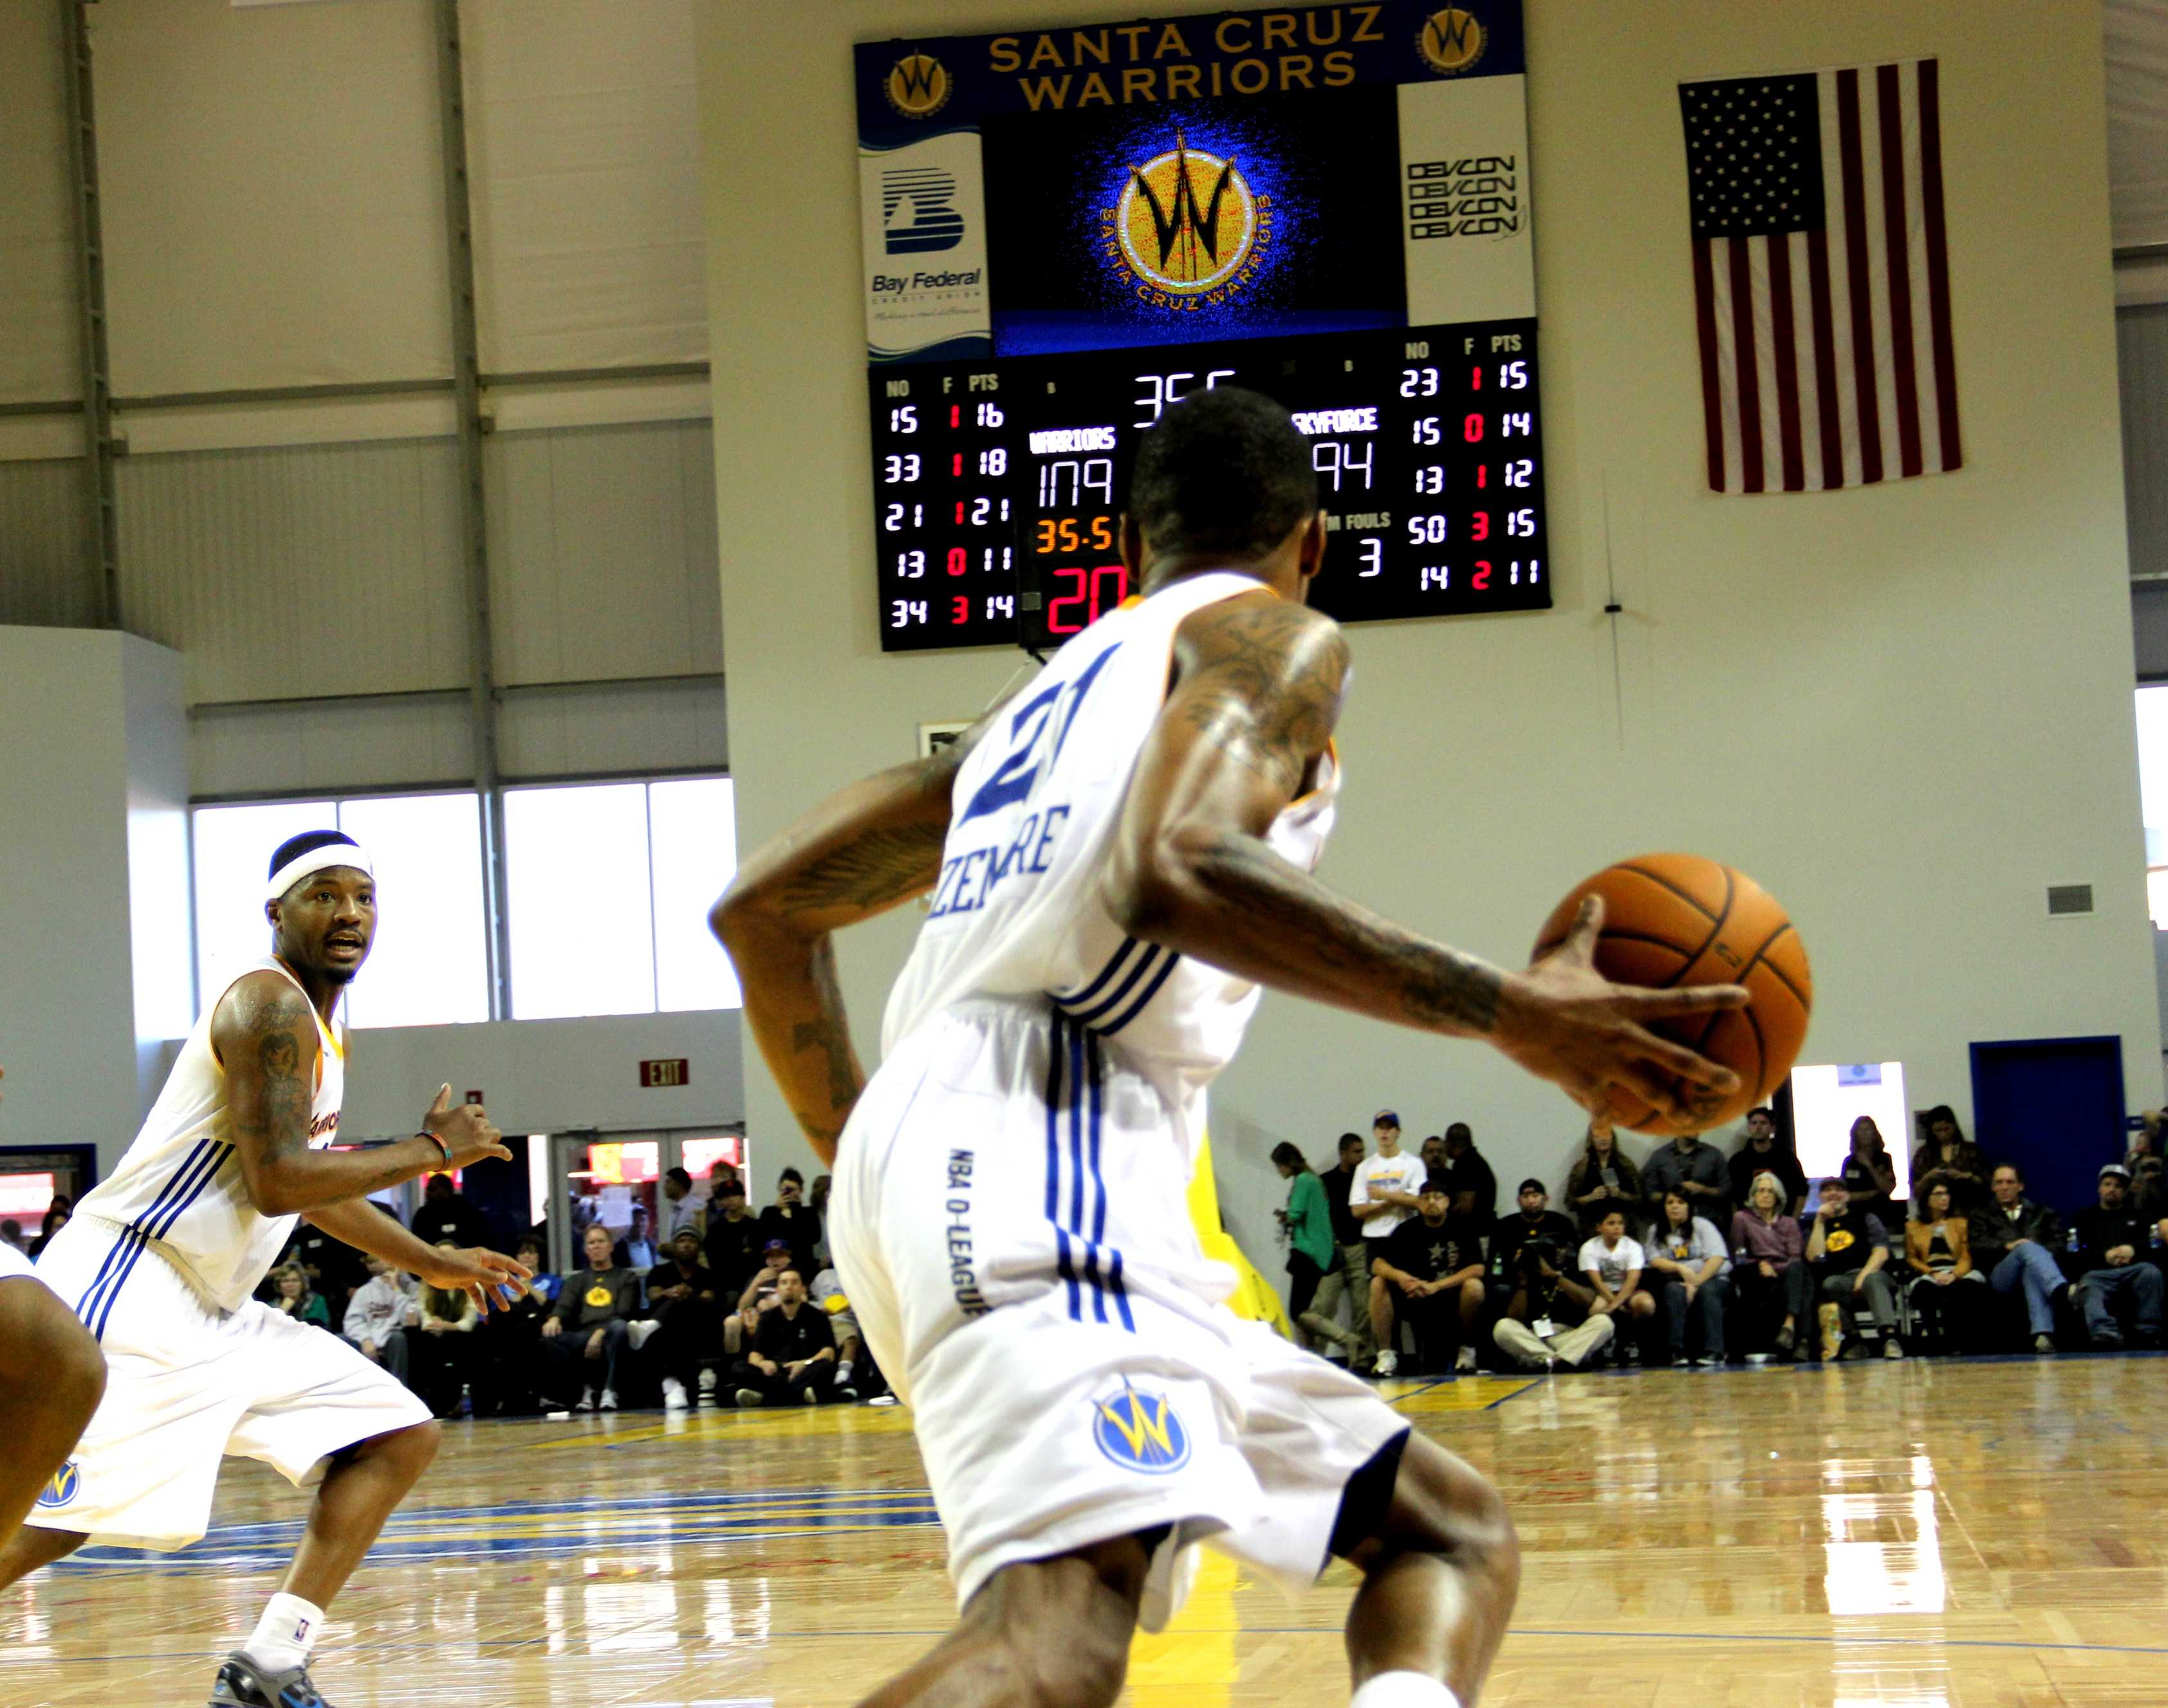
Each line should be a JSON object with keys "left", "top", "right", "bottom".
{"left": 1644, "top": 1188, "right": 1733, "bottom": 1366}
{"left": 1578, "top": 1209, "right": 1654, "bottom": 1362}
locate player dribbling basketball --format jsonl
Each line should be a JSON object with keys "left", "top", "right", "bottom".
{"left": 718, "top": 387, "right": 1746, "bottom": 1708}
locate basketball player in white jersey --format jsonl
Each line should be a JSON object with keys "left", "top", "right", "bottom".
{"left": 0, "top": 831, "right": 528, "bottom": 1708}
{"left": 716, "top": 388, "right": 1748, "bottom": 1708}
{"left": 0, "top": 1068, "right": 109, "bottom": 1543}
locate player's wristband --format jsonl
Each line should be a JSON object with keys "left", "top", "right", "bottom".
{"left": 418, "top": 1129, "right": 452, "bottom": 1167}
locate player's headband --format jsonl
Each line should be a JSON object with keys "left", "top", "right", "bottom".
{"left": 266, "top": 835, "right": 375, "bottom": 904}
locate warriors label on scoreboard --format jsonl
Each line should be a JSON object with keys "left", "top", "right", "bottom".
{"left": 856, "top": 0, "right": 1546, "bottom": 653}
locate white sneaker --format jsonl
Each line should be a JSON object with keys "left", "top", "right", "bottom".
{"left": 575, "top": 1388, "right": 595, "bottom": 1413}
{"left": 736, "top": 1387, "right": 765, "bottom": 1408}
{"left": 599, "top": 1388, "right": 620, "bottom": 1410}
{"left": 868, "top": 1393, "right": 899, "bottom": 1407}
{"left": 1454, "top": 1346, "right": 1478, "bottom": 1373}
{"left": 662, "top": 1377, "right": 689, "bottom": 1411}
{"left": 801, "top": 1387, "right": 820, "bottom": 1405}
{"left": 1372, "top": 1349, "right": 1398, "bottom": 1378}
{"left": 1882, "top": 1340, "right": 1904, "bottom": 1360}
{"left": 698, "top": 1368, "right": 718, "bottom": 1393}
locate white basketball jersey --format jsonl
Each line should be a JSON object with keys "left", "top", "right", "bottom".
{"left": 883, "top": 570, "right": 1339, "bottom": 1103}
{"left": 73, "top": 958, "right": 344, "bottom": 1314}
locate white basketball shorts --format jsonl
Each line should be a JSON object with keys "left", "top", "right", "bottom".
{"left": 0, "top": 1239, "right": 46, "bottom": 1286}
{"left": 27, "top": 1215, "right": 431, "bottom": 1550}
{"left": 831, "top": 1001, "right": 1410, "bottom": 1631}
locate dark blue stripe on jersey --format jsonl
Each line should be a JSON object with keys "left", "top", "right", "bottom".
{"left": 1080, "top": 1242, "right": 1107, "bottom": 1324}
{"left": 1043, "top": 1012, "right": 1066, "bottom": 1223}
{"left": 77, "top": 1137, "right": 208, "bottom": 1323}
{"left": 89, "top": 1229, "right": 149, "bottom": 1341}
{"left": 1106, "top": 1248, "right": 1135, "bottom": 1333}
{"left": 1066, "top": 1018, "right": 1088, "bottom": 1239}
{"left": 1097, "top": 952, "right": 1183, "bottom": 1037}
{"left": 1065, "top": 944, "right": 1164, "bottom": 1028}
{"left": 1055, "top": 1227, "right": 1082, "bottom": 1321}
{"left": 86, "top": 1140, "right": 232, "bottom": 1340}
{"left": 1086, "top": 1030, "right": 1109, "bottom": 1247}
{"left": 151, "top": 1142, "right": 231, "bottom": 1238}
{"left": 1050, "top": 936, "right": 1140, "bottom": 1008}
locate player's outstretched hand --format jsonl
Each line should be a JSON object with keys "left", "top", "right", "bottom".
{"left": 420, "top": 1083, "right": 512, "bottom": 1169}
{"left": 1497, "top": 895, "right": 1749, "bottom": 1121}
{"left": 418, "top": 1245, "right": 533, "bottom": 1315}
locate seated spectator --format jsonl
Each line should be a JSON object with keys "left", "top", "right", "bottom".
{"left": 735, "top": 1268, "right": 838, "bottom": 1407}
{"left": 1272, "top": 1143, "right": 1339, "bottom": 1355}
{"left": 409, "top": 1245, "right": 481, "bottom": 1417}
{"left": 283, "top": 1218, "right": 368, "bottom": 1316}
{"left": 810, "top": 1173, "right": 835, "bottom": 1266}
{"left": 1579, "top": 1209, "right": 1654, "bottom": 1359}
{"left": 612, "top": 1205, "right": 660, "bottom": 1274}
{"left": 661, "top": 1165, "right": 706, "bottom": 1242}
{"left": 1911, "top": 1105, "right": 1989, "bottom": 1218}
{"left": 1727, "top": 1108, "right": 1806, "bottom": 1216}
{"left": 644, "top": 1229, "right": 719, "bottom": 1411}
{"left": 704, "top": 1179, "right": 766, "bottom": 1306}
{"left": 1442, "top": 1123, "right": 1498, "bottom": 1230}
{"left": 1904, "top": 1182, "right": 1988, "bottom": 1353}
{"left": 25, "top": 1205, "right": 69, "bottom": 1261}
{"left": 728, "top": 1239, "right": 795, "bottom": 1358}
{"left": 1487, "top": 1178, "right": 1582, "bottom": 1329}
{"left": 1969, "top": 1164, "right": 2064, "bottom": 1354}
{"left": 1731, "top": 1171, "right": 1813, "bottom": 1359}
{"left": 542, "top": 1222, "right": 642, "bottom": 1411}
{"left": 1806, "top": 1175, "right": 1902, "bottom": 1359}
{"left": 469, "top": 1234, "right": 553, "bottom": 1416}
{"left": 811, "top": 1266, "right": 875, "bottom": 1399}
{"left": 1645, "top": 1189, "right": 1731, "bottom": 1366}
{"left": 1565, "top": 1115, "right": 1642, "bottom": 1232}
{"left": 759, "top": 1168, "right": 823, "bottom": 1279}
{"left": 1840, "top": 1116, "right": 1900, "bottom": 1227}
{"left": 267, "top": 1261, "right": 330, "bottom": 1329}
{"left": 1492, "top": 1207, "right": 1613, "bottom": 1372}
{"left": 2071, "top": 1164, "right": 2163, "bottom": 1350}
{"left": 1367, "top": 1173, "right": 1485, "bottom": 1377}
{"left": 342, "top": 1254, "right": 420, "bottom": 1382}
{"left": 411, "top": 1172, "right": 488, "bottom": 1249}
{"left": 0, "top": 1218, "right": 24, "bottom": 1255}
{"left": 1642, "top": 1131, "right": 1730, "bottom": 1228}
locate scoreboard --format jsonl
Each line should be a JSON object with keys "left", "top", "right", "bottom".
{"left": 855, "top": 1, "right": 1547, "bottom": 653}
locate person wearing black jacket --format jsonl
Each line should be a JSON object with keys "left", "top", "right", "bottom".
{"left": 411, "top": 1173, "right": 490, "bottom": 1251}
{"left": 703, "top": 1179, "right": 766, "bottom": 1301}
{"left": 645, "top": 1230, "right": 719, "bottom": 1410}
{"left": 1486, "top": 1179, "right": 1581, "bottom": 1323}
{"left": 541, "top": 1223, "right": 643, "bottom": 1410}
{"left": 2071, "top": 1164, "right": 2163, "bottom": 1348}
{"left": 734, "top": 1269, "right": 837, "bottom": 1406}
{"left": 757, "top": 1169, "right": 823, "bottom": 1279}
{"left": 1727, "top": 1108, "right": 1806, "bottom": 1216}
{"left": 1969, "top": 1162, "right": 2066, "bottom": 1352}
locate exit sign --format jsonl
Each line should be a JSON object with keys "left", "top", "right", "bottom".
{"left": 639, "top": 1058, "right": 690, "bottom": 1089}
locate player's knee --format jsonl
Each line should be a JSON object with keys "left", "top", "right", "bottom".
{"left": 48, "top": 1315, "right": 106, "bottom": 1431}
{"left": 1003, "top": 1614, "right": 1127, "bottom": 1708}
{"left": 375, "top": 1418, "right": 442, "bottom": 1480}
{"left": 1376, "top": 1435, "right": 1520, "bottom": 1596}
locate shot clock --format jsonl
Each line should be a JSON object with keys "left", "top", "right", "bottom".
{"left": 869, "top": 320, "right": 1550, "bottom": 653}
{"left": 856, "top": 0, "right": 1548, "bottom": 654}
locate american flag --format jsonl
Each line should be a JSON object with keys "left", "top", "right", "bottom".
{"left": 1678, "top": 60, "right": 1961, "bottom": 494}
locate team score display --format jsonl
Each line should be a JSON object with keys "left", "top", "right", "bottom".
{"left": 1046, "top": 564, "right": 1130, "bottom": 636}
{"left": 1035, "top": 515, "right": 1115, "bottom": 553}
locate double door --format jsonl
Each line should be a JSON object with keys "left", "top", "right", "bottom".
{"left": 544, "top": 1129, "right": 745, "bottom": 1277}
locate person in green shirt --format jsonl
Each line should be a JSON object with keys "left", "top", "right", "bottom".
{"left": 1272, "top": 1142, "right": 1337, "bottom": 1344}
{"left": 268, "top": 1261, "right": 331, "bottom": 1330}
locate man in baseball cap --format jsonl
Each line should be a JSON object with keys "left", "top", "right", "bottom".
{"left": 2072, "top": 1162, "right": 2162, "bottom": 1349}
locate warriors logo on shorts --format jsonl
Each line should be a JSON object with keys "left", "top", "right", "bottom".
{"left": 1091, "top": 1382, "right": 1191, "bottom": 1475}
{"left": 37, "top": 1462, "right": 80, "bottom": 1510}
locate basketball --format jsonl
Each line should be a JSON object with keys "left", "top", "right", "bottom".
{"left": 1532, "top": 854, "right": 1812, "bottom": 1137}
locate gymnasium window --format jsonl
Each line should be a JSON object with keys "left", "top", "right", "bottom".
{"left": 2137, "top": 687, "right": 2168, "bottom": 928}
{"left": 191, "top": 792, "right": 491, "bottom": 1029}
{"left": 501, "top": 777, "right": 739, "bottom": 1020}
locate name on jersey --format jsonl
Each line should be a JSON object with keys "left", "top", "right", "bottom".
{"left": 310, "top": 1111, "right": 340, "bottom": 1140}
{"left": 926, "top": 804, "right": 1070, "bottom": 921}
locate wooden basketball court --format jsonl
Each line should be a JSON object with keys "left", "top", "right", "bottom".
{"left": 5, "top": 1354, "right": 2162, "bottom": 1707}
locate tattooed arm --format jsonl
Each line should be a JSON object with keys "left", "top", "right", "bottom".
{"left": 712, "top": 725, "right": 988, "bottom": 1166}
{"left": 1102, "top": 589, "right": 1748, "bottom": 1121}
{"left": 212, "top": 971, "right": 508, "bottom": 1216}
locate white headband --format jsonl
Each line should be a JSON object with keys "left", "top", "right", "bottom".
{"left": 266, "top": 844, "right": 375, "bottom": 904}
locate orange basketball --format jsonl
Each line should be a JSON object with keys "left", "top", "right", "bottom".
{"left": 1532, "top": 854, "right": 1812, "bottom": 1137}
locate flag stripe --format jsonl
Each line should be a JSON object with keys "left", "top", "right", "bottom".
{"left": 1815, "top": 71, "right": 1864, "bottom": 487}
{"left": 1766, "top": 234, "right": 1805, "bottom": 489}
{"left": 1710, "top": 237, "right": 1745, "bottom": 492}
{"left": 1802, "top": 228, "right": 1841, "bottom": 485}
{"left": 1876, "top": 63, "right": 1923, "bottom": 478}
{"left": 1692, "top": 237, "right": 1727, "bottom": 492}
{"left": 1898, "top": 63, "right": 1941, "bottom": 472}
{"left": 1749, "top": 242, "right": 1784, "bottom": 485}
{"left": 1835, "top": 69, "right": 1883, "bottom": 485}
{"left": 1727, "top": 237, "right": 1764, "bottom": 494}
{"left": 1916, "top": 57, "right": 1962, "bottom": 468}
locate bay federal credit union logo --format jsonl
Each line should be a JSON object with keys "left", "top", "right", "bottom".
{"left": 37, "top": 1461, "right": 80, "bottom": 1510}
{"left": 885, "top": 51, "right": 952, "bottom": 120}
{"left": 1106, "top": 129, "right": 1271, "bottom": 311}
{"left": 882, "top": 167, "right": 965, "bottom": 255}
{"left": 1416, "top": 8, "right": 1487, "bottom": 76}
{"left": 1091, "top": 1380, "right": 1192, "bottom": 1474}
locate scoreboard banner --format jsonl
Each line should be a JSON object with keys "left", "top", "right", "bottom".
{"left": 854, "top": 2, "right": 1549, "bottom": 652}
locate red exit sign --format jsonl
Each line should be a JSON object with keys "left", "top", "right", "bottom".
{"left": 639, "top": 1058, "right": 690, "bottom": 1089}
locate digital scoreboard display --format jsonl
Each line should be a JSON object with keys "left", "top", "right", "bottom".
{"left": 855, "top": 1, "right": 1546, "bottom": 653}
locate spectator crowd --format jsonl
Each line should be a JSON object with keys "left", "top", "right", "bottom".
{"left": 1278, "top": 1105, "right": 2168, "bottom": 1375}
